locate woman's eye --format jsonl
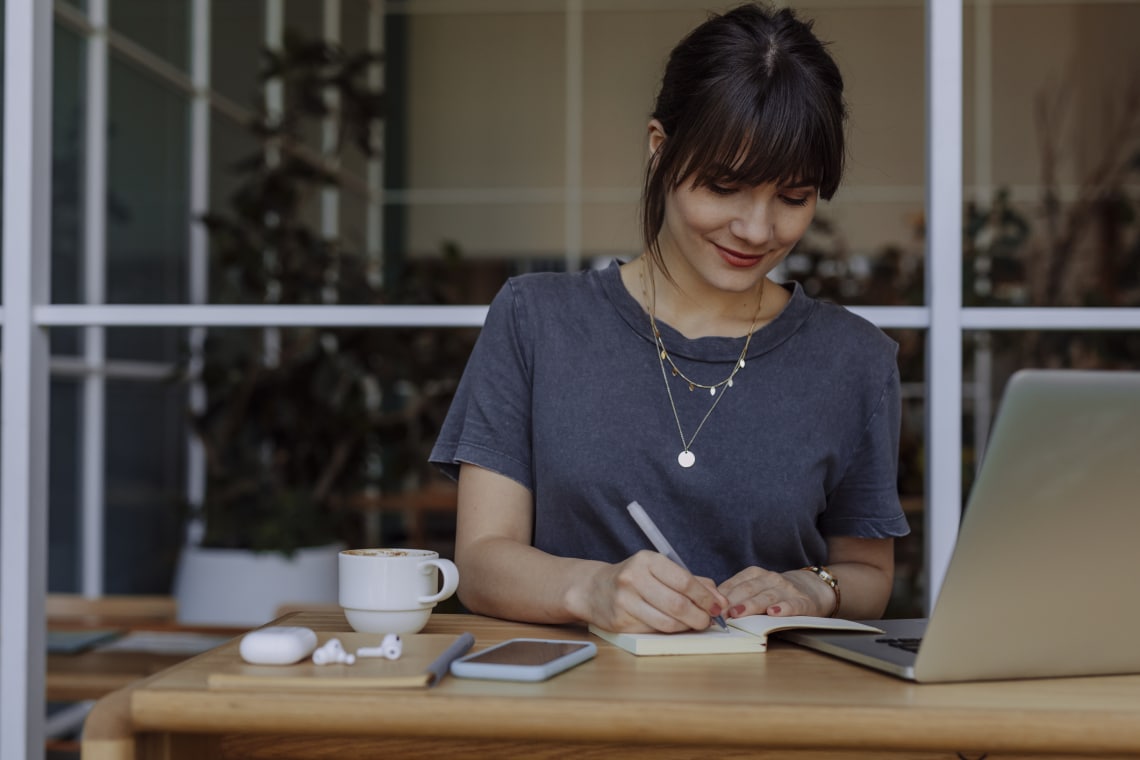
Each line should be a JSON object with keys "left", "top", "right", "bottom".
{"left": 781, "top": 195, "right": 810, "bottom": 207}
{"left": 708, "top": 184, "right": 737, "bottom": 196}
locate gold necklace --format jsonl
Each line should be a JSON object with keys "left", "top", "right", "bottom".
{"left": 640, "top": 264, "right": 765, "bottom": 468}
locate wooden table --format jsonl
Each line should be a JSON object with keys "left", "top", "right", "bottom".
{"left": 82, "top": 611, "right": 1140, "bottom": 759}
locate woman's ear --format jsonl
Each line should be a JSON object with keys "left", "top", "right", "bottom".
{"left": 647, "top": 119, "right": 667, "bottom": 163}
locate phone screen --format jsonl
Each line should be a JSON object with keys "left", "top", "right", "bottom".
{"left": 462, "top": 640, "right": 591, "bottom": 666}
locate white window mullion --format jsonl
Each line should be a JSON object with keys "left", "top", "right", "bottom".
{"left": 322, "top": 0, "right": 342, "bottom": 251}
{"left": 34, "top": 302, "right": 1140, "bottom": 333}
{"left": 924, "top": 0, "right": 964, "bottom": 613}
{"left": 264, "top": 0, "right": 284, "bottom": 364}
{"left": 366, "top": 0, "right": 385, "bottom": 286}
{"left": 36, "top": 303, "right": 493, "bottom": 328}
{"left": 185, "top": 0, "right": 212, "bottom": 543}
{"left": 969, "top": 0, "right": 995, "bottom": 467}
{"left": 971, "top": 0, "right": 993, "bottom": 206}
{"left": 81, "top": 0, "right": 110, "bottom": 599}
{"left": 1, "top": 0, "right": 53, "bottom": 756}
{"left": 266, "top": 0, "right": 284, "bottom": 132}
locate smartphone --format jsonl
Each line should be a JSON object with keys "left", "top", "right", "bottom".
{"left": 449, "top": 638, "right": 597, "bottom": 682}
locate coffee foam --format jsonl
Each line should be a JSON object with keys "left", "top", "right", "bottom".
{"left": 343, "top": 548, "right": 433, "bottom": 558}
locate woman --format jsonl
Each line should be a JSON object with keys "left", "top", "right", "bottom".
{"left": 430, "top": 3, "right": 909, "bottom": 634}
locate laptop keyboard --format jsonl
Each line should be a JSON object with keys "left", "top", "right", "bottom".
{"left": 877, "top": 637, "right": 922, "bottom": 653}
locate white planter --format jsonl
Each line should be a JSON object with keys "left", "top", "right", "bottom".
{"left": 173, "top": 544, "right": 342, "bottom": 626}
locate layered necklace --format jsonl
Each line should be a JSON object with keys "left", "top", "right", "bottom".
{"left": 641, "top": 263, "right": 765, "bottom": 469}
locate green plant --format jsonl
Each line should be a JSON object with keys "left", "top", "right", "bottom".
{"left": 186, "top": 33, "right": 473, "bottom": 555}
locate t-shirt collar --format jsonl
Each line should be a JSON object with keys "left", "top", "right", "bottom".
{"left": 598, "top": 259, "right": 814, "bottom": 362}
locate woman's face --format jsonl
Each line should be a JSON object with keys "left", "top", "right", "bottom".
{"left": 650, "top": 122, "right": 818, "bottom": 297}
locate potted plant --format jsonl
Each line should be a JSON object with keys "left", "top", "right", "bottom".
{"left": 173, "top": 33, "right": 473, "bottom": 625}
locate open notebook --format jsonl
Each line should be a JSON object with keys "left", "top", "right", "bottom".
{"left": 590, "top": 615, "right": 880, "bottom": 656}
{"left": 779, "top": 369, "right": 1140, "bottom": 682}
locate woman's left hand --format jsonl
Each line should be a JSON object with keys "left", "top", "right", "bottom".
{"left": 717, "top": 566, "right": 835, "bottom": 619}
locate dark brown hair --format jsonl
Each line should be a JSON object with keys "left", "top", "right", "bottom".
{"left": 641, "top": 3, "right": 847, "bottom": 265}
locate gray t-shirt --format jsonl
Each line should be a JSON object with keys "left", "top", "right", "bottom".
{"left": 430, "top": 262, "right": 909, "bottom": 583}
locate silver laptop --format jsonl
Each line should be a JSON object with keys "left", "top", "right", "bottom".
{"left": 778, "top": 369, "right": 1140, "bottom": 682}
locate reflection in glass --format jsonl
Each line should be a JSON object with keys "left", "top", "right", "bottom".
{"left": 210, "top": 1, "right": 264, "bottom": 107}
{"left": 52, "top": 25, "right": 85, "bottom": 344}
{"left": 110, "top": 0, "right": 190, "bottom": 74}
{"left": 106, "top": 55, "right": 188, "bottom": 362}
{"left": 104, "top": 377, "right": 187, "bottom": 594}
{"left": 49, "top": 379, "right": 82, "bottom": 593}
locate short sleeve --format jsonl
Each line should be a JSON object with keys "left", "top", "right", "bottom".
{"left": 818, "top": 362, "right": 910, "bottom": 538}
{"left": 429, "top": 280, "right": 536, "bottom": 491}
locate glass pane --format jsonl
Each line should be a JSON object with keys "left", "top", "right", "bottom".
{"left": 52, "top": 24, "right": 85, "bottom": 355}
{"left": 210, "top": 0, "right": 264, "bottom": 107}
{"left": 106, "top": 55, "right": 189, "bottom": 361}
{"left": 285, "top": 0, "right": 323, "bottom": 43}
{"left": 52, "top": 328, "right": 85, "bottom": 359}
{"left": 48, "top": 378, "right": 82, "bottom": 593}
{"left": 337, "top": 12, "right": 378, "bottom": 250}
{"left": 104, "top": 374, "right": 187, "bottom": 594}
{"left": 967, "top": 2, "right": 1140, "bottom": 308}
{"left": 209, "top": 108, "right": 259, "bottom": 227}
{"left": 52, "top": 23, "right": 84, "bottom": 304}
{"left": 340, "top": 0, "right": 372, "bottom": 61}
{"left": 110, "top": 0, "right": 191, "bottom": 74}
{"left": 207, "top": 109, "right": 257, "bottom": 305}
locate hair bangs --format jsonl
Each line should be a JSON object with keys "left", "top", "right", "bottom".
{"left": 667, "top": 71, "right": 843, "bottom": 199}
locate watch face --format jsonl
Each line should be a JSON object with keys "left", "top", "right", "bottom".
{"left": 808, "top": 566, "right": 837, "bottom": 587}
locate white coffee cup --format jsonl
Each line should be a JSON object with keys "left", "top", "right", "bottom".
{"left": 338, "top": 548, "right": 459, "bottom": 634}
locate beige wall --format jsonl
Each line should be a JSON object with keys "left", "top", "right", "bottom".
{"left": 399, "top": 1, "right": 1138, "bottom": 265}
{"left": 987, "top": 3, "right": 1140, "bottom": 187}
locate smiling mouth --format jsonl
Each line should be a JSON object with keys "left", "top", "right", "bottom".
{"left": 714, "top": 244, "right": 765, "bottom": 268}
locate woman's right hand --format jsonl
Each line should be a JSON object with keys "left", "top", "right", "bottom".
{"left": 455, "top": 464, "right": 727, "bottom": 631}
{"left": 569, "top": 550, "right": 729, "bottom": 633}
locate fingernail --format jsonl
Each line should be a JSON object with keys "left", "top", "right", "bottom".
{"left": 769, "top": 605, "right": 782, "bottom": 615}
{"left": 730, "top": 605, "right": 745, "bottom": 617}
{"left": 710, "top": 604, "right": 723, "bottom": 617}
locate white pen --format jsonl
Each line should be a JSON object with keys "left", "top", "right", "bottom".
{"left": 627, "top": 500, "right": 729, "bottom": 631}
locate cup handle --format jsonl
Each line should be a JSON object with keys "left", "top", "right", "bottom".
{"left": 417, "top": 558, "right": 459, "bottom": 605}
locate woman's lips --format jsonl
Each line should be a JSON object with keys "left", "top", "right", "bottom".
{"left": 714, "top": 243, "right": 765, "bottom": 268}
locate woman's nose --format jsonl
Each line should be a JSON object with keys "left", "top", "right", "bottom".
{"left": 729, "top": 200, "right": 774, "bottom": 246}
